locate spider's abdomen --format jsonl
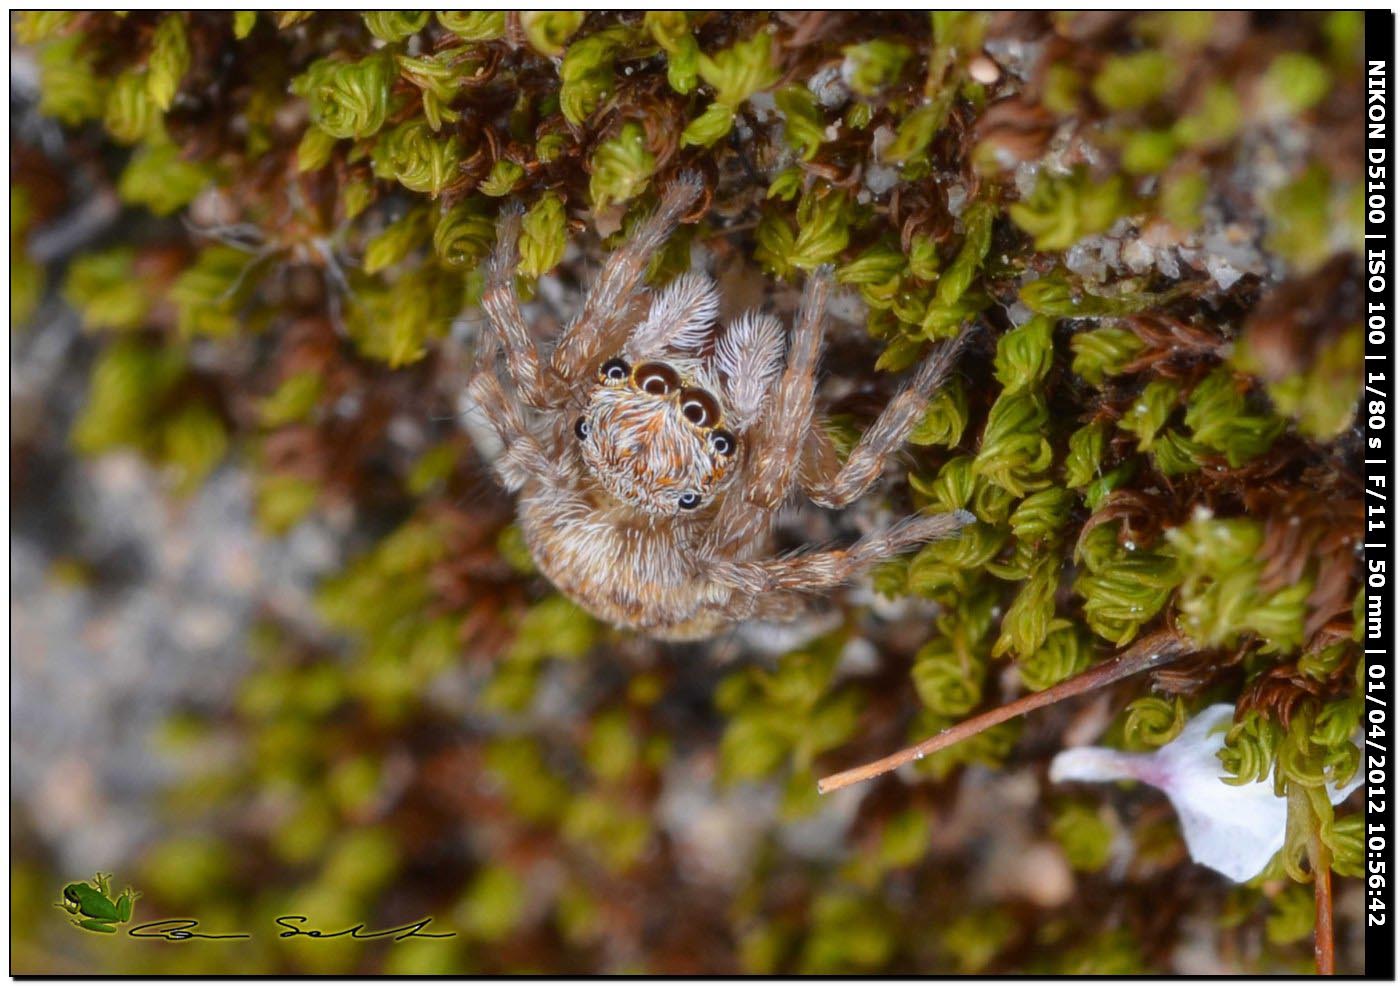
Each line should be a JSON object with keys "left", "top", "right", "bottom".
{"left": 516, "top": 487, "right": 737, "bottom": 641}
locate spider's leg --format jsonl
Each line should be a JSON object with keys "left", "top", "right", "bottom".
{"left": 483, "top": 206, "right": 552, "bottom": 410}
{"left": 701, "top": 267, "right": 830, "bottom": 556}
{"left": 804, "top": 330, "right": 970, "bottom": 509}
{"left": 464, "top": 344, "right": 555, "bottom": 492}
{"left": 549, "top": 174, "right": 704, "bottom": 385}
{"left": 734, "top": 266, "right": 832, "bottom": 513}
{"left": 710, "top": 510, "right": 973, "bottom": 596}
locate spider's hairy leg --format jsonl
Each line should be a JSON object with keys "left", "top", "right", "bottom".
{"left": 740, "top": 264, "right": 833, "bottom": 509}
{"left": 464, "top": 340, "right": 555, "bottom": 492}
{"left": 482, "top": 205, "right": 552, "bottom": 409}
{"left": 711, "top": 510, "right": 975, "bottom": 597}
{"left": 805, "top": 330, "right": 971, "bottom": 509}
{"left": 550, "top": 173, "right": 705, "bottom": 382}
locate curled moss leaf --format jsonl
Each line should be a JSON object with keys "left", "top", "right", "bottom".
{"left": 643, "top": 11, "right": 699, "bottom": 94}
{"left": 881, "top": 102, "right": 943, "bottom": 165}
{"left": 1173, "top": 81, "right": 1241, "bottom": 150}
{"left": 362, "top": 11, "right": 429, "bottom": 42}
{"left": 908, "top": 377, "right": 968, "bottom": 447}
{"left": 119, "top": 135, "right": 213, "bottom": 216}
{"left": 397, "top": 48, "right": 482, "bottom": 131}
{"left": 697, "top": 30, "right": 780, "bottom": 108}
{"left": 1117, "top": 378, "right": 1180, "bottom": 451}
{"left": 1122, "top": 696, "right": 1187, "bottom": 750}
{"left": 372, "top": 119, "right": 462, "bottom": 197}
{"left": 973, "top": 390, "right": 1053, "bottom": 497}
{"left": 1236, "top": 324, "right": 1363, "bottom": 439}
{"left": 1019, "top": 621, "right": 1092, "bottom": 691}
{"left": 295, "top": 125, "right": 338, "bottom": 173}
{"left": 38, "top": 34, "right": 104, "bottom": 125}
{"left": 519, "top": 192, "right": 568, "bottom": 278}
{"left": 1070, "top": 325, "right": 1145, "bottom": 386}
{"left": 104, "top": 70, "right": 160, "bottom": 145}
{"left": 993, "top": 315, "right": 1054, "bottom": 392}
{"left": 842, "top": 39, "right": 912, "bottom": 96}
{"left": 170, "top": 245, "right": 253, "bottom": 338}
{"left": 1010, "top": 487, "right": 1075, "bottom": 544}
{"left": 293, "top": 53, "right": 395, "bottom": 140}
{"left": 1150, "top": 428, "right": 1209, "bottom": 477}
{"left": 13, "top": 11, "right": 74, "bottom": 44}
{"left": 232, "top": 11, "right": 257, "bottom": 38}
{"left": 146, "top": 15, "right": 190, "bottom": 111}
{"left": 365, "top": 207, "right": 431, "bottom": 274}
{"left": 775, "top": 85, "right": 827, "bottom": 161}
{"left": 790, "top": 187, "right": 854, "bottom": 270}
{"left": 1009, "top": 169, "right": 1132, "bottom": 252}
{"left": 72, "top": 341, "right": 184, "bottom": 456}
{"left": 1073, "top": 532, "right": 1179, "bottom": 646}
{"left": 480, "top": 159, "right": 525, "bottom": 197}
{"left": 1064, "top": 422, "right": 1106, "bottom": 489}
{"left": 1262, "top": 52, "right": 1331, "bottom": 115}
{"left": 1092, "top": 51, "right": 1174, "bottom": 111}
{"left": 1182, "top": 368, "right": 1283, "bottom": 467}
{"left": 63, "top": 248, "right": 150, "bottom": 332}
{"left": 912, "top": 638, "right": 984, "bottom": 717}
{"left": 681, "top": 100, "right": 738, "bottom": 148}
{"left": 589, "top": 122, "right": 655, "bottom": 210}
{"left": 258, "top": 371, "right": 323, "bottom": 428}
{"left": 1021, "top": 274, "right": 1170, "bottom": 319}
{"left": 1158, "top": 172, "right": 1208, "bottom": 231}
{"left": 1052, "top": 801, "right": 1114, "bottom": 872}
{"left": 560, "top": 25, "right": 639, "bottom": 125}
{"left": 924, "top": 202, "right": 995, "bottom": 331}
{"left": 436, "top": 10, "right": 505, "bottom": 42}
{"left": 992, "top": 556, "right": 1059, "bottom": 659}
{"left": 521, "top": 11, "right": 586, "bottom": 57}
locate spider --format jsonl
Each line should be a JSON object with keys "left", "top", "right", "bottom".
{"left": 467, "top": 174, "right": 973, "bottom": 641}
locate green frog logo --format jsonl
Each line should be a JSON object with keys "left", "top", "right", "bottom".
{"left": 57, "top": 872, "right": 140, "bottom": 934}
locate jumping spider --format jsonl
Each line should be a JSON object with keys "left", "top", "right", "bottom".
{"left": 468, "top": 175, "right": 972, "bottom": 640}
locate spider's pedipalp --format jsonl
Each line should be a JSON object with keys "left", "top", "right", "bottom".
{"left": 626, "top": 272, "right": 721, "bottom": 359}
{"left": 714, "top": 309, "right": 785, "bottom": 430}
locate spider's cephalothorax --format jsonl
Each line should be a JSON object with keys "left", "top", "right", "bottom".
{"left": 468, "top": 175, "right": 973, "bottom": 640}
{"left": 576, "top": 356, "right": 738, "bottom": 516}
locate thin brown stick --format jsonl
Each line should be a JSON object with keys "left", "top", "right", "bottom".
{"left": 816, "top": 629, "right": 1192, "bottom": 795}
{"left": 1314, "top": 854, "right": 1335, "bottom": 975}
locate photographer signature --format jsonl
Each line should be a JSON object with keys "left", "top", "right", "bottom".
{"left": 127, "top": 916, "right": 454, "bottom": 942}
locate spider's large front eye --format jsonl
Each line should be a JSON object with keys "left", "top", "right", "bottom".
{"left": 678, "top": 492, "right": 702, "bottom": 511}
{"left": 710, "top": 429, "right": 736, "bottom": 456}
{"left": 600, "top": 358, "right": 630, "bottom": 384}
{"left": 679, "top": 389, "right": 720, "bottom": 427}
{"left": 574, "top": 416, "right": 590, "bottom": 440}
{"left": 634, "top": 362, "right": 679, "bottom": 396}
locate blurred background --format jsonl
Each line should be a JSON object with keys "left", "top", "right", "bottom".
{"left": 11, "top": 11, "right": 1366, "bottom": 974}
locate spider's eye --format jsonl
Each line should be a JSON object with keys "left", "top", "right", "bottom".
{"left": 635, "top": 362, "right": 679, "bottom": 396}
{"left": 600, "top": 358, "right": 630, "bottom": 383}
{"left": 678, "top": 492, "right": 702, "bottom": 511}
{"left": 574, "top": 416, "right": 590, "bottom": 440}
{"left": 710, "top": 429, "right": 736, "bottom": 456}
{"left": 679, "top": 389, "right": 720, "bottom": 427}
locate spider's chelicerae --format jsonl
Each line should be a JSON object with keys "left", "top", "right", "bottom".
{"left": 468, "top": 175, "right": 973, "bottom": 641}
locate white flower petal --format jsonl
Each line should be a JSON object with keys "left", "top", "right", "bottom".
{"left": 1050, "top": 703, "right": 1363, "bottom": 883}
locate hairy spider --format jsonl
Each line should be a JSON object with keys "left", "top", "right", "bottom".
{"left": 468, "top": 175, "right": 973, "bottom": 641}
